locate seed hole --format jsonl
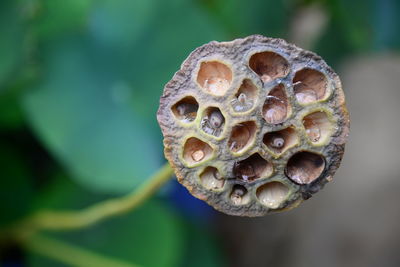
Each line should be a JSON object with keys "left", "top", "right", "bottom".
{"left": 263, "top": 127, "right": 298, "bottom": 154}
{"left": 262, "top": 84, "right": 289, "bottom": 124}
{"left": 230, "top": 185, "right": 249, "bottom": 205}
{"left": 249, "top": 51, "right": 289, "bottom": 83}
{"left": 171, "top": 96, "right": 199, "bottom": 122}
{"left": 233, "top": 153, "right": 273, "bottom": 181}
{"left": 256, "top": 182, "right": 289, "bottom": 209}
{"left": 183, "top": 137, "right": 213, "bottom": 166}
{"left": 200, "top": 167, "right": 224, "bottom": 190}
{"left": 293, "top": 69, "right": 327, "bottom": 104}
{"left": 285, "top": 151, "right": 325, "bottom": 184}
{"left": 201, "top": 107, "right": 225, "bottom": 137}
{"left": 228, "top": 121, "right": 257, "bottom": 153}
{"left": 303, "top": 111, "right": 332, "bottom": 143}
{"left": 197, "top": 61, "right": 232, "bottom": 96}
{"left": 231, "top": 79, "right": 257, "bottom": 113}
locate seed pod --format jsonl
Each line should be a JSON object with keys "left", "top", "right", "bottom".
{"left": 157, "top": 35, "right": 349, "bottom": 217}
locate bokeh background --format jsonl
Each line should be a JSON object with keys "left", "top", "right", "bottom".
{"left": 1, "top": 0, "right": 400, "bottom": 266}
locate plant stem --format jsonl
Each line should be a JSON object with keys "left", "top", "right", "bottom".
{"left": 26, "top": 233, "right": 139, "bottom": 267}
{"left": 10, "top": 163, "right": 173, "bottom": 267}
{"left": 1, "top": 162, "right": 173, "bottom": 266}
{"left": 10, "top": 162, "right": 173, "bottom": 238}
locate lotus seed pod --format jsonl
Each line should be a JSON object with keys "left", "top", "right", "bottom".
{"left": 157, "top": 35, "right": 349, "bottom": 217}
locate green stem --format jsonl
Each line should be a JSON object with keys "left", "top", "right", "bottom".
{"left": 13, "top": 163, "right": 173, "bottom": 267}
{"left": 29, "top": 162, "right": 173, "bottom": 231}
{"left": 26, "top": 233, "right": 139, "bottom": 267}
{"left": 4, "top": 163, "right": 173, "bottom": 242}
{"left": 1, "top": 163, "right": 173, "bottom": 266}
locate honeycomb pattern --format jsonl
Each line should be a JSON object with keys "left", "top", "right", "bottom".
{"left": 157, "top": 35, "right": 349, "bottom": 216}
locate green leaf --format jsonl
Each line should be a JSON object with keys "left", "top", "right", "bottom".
{"left": 199, "top": 0, "right": 289, "bottom": 38}
{"left": 87, "top": 0, "right": 156, "bottom": 49}
{"left": 33, "top": 0, "right": 93, "bottom": 40}
{"left": 29, "top": 199, "right": 184, "bottom": 267}
{"left": 325, "top": 0, "right": 373, "bottom": 51}
{"left": 32, "top": 171, "right": 106, "bottom": 212}
{"left": 0, "top": 142, "right": 33, "bottom": 226}
{"left": 0, "top": 1, "right": 26, "bottom": 89}
{"left": 22, "top": 35, "right": 161, "bottom": 194}
{"left": 179, "top": 222, "right": 227, "bottom": 267}
{"left": 0, "top": 89, "right": 25, "bottom": 129}
{"left": 313, "top": 0, "right": 374, "bottom": 65}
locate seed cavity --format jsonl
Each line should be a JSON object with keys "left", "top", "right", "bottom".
{"left": 262, "top": 84, "right": 289, "bottom": 124}
{"left": 263, "top": 127, "right": 299, "bottom": 154}
{"left": 171, "top": 96, "right": 199, "bottom": 122}
{"left": 249, "top": 51, "right": 289, "bottom": 83}
{"left": 183, "top": 137, "right": 213, "bottom": 166}
{"left": 197, "top": 61, "right": 232, "bottom": 96}
{"left": 296, "top": 89, "right": 317, "bottom": 103}
{"left": 285, "top": 151, "right": 325, "bottom": 184}
{"left": 228, "top": 121, "right": 257, "bottom": 153}
{"left": 306, "top": 127, "right": 320, "bottom": 142}
{"left": 200, "top": 167, "right": 224, "bottom": 190}
{"left": 293, "top": 68, "right": 327, "bottom": 104}
{"left": 230, "top": 185, "right": 248, "bottom": 205}
{"left": 233, "top": 153, "right": 273, "bottom": 181}
{"left": 256, "top": 182, "right": 289, "bottom": 209}
{"left": 303, "top": 111, "right": 331, "bottom": 144}
{"left": 201, "top": 107, "right": 225, "bottom": 137}
{"left": 231, "top": 79, "right": 257, "bottom": 113}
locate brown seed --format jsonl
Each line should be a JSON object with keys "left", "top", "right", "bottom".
{"left": 204, "top": 77, "right": 230, "bottom": 95}
{"left": 306, "top": 127, "right": 321, "bottom": 142}
{"left": 238, "top": 93, "right": 247, "bottom": 104}
{"left": 270, "top": 135, "right": 285, "bottom": 148}
{"left": 191, "top": 150, "right": 205, "bottom": 162}
{"left": 230, "top": 185, "right": 247, "bottom": 205}
{"left": 209, "top": 110, "right": 224, "bottom": 128}
{"left": 296, "top": 90, "right": 317, "bottom": 104}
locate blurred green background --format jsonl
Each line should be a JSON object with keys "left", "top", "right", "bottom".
{"left": 1, "top": 0, "right": 399, "bottom": 266}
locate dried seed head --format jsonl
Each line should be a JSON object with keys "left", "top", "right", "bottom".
{"left": 157, "top": 35, "right": 349, "bottom": 216}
